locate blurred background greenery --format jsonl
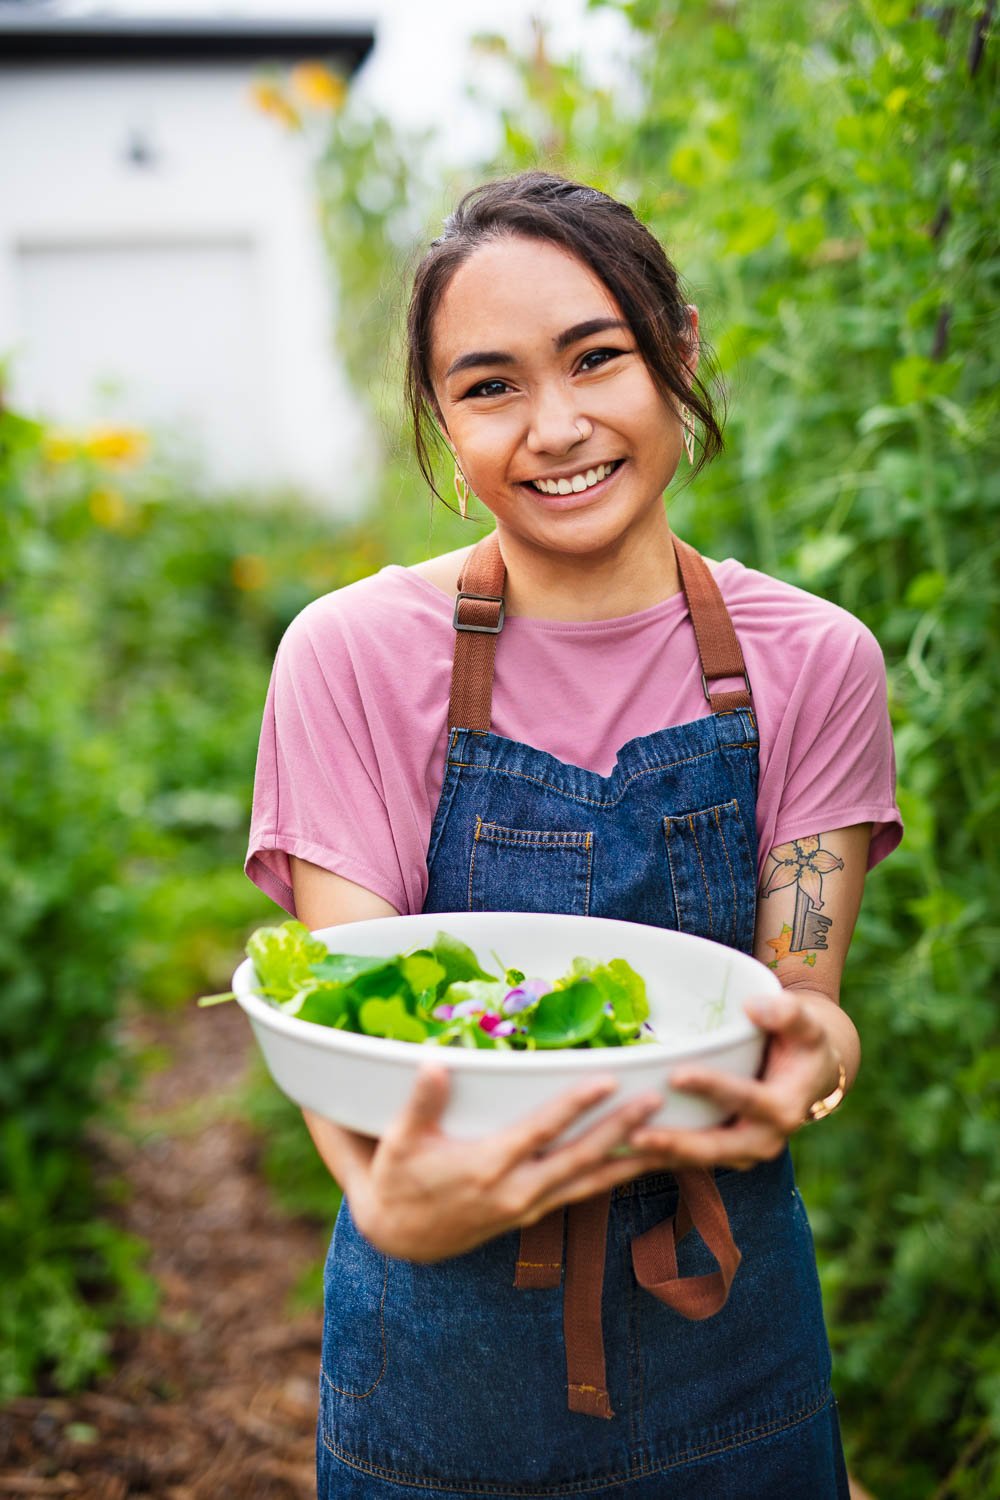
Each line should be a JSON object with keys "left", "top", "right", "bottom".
{"left": 2, "top": 2, "right": 997, "bottom": 1495}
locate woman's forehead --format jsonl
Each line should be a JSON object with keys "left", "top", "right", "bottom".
{"left": 431, "top": 237, "right": 623, "bottom": 370}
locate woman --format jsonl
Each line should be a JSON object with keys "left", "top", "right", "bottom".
{"left": 246, "top": 171, "right": 902, "bottom": 1497}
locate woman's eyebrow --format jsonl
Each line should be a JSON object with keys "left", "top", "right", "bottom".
{"left": 444, "top": 318, "right": 630, "bottom": 380}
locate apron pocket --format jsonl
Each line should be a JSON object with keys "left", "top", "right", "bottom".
{"left": 467, "top": 815, "right": 594, "bottom": 915}
{"left": 662, "top": 798, "right": 756, "bottom": 946}
{"left": 320, "top": 1200, "right": 390, "bottom": 1401}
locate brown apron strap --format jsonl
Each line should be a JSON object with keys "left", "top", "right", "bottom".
{"left": 448, "top": 530, "right": 752, "bottom": 732}
{"left": 448, "top": 532, "right": 506, "bottom": 732}
{"left": 454, "top": 531, "right": 748, "bottom": 1412}
{"left": 564, "top": 1194, "right": 615, "bottom": 1419}
{"left": 630, "top": 1168, "right": 742, "bottom": 1319}
{"left": 670, "top": 535, "right": 752, "bottom": 713}
{"left": 514, "top": 1208, "right": 564, "bottom": 1289}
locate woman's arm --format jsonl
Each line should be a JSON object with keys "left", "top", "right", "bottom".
{"left": 289, "top": 856, "right": 400, "bottom": 1199}
{"left": 627, "top": 822, "right": 873, "bottom": 1167}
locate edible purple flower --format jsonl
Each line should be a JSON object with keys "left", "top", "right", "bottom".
{"left": 479, "top": 1012, "right": 503, "bottom": 1034}
{"left": 432, "top": 1003, "right": 455, "bottom": 1021}
{"left": 451, "top": 998, "right": 484, "bottom": 1019}
{"left": 502, "top": 978, "right": 552, "bottom": 1016}
{"left": 492, "top": 1019, "right": 517, "bottom": 1037}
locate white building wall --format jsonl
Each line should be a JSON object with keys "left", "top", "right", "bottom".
{"left": 0, "top": 62, "right": 375, "bottom": 513}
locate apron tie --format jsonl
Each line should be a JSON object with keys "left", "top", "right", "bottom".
{"left": 514, "top": 1175, "right": 741, "bottom": 1420}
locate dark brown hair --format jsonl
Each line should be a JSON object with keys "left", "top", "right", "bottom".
{"left": 404, "top": 169, "right": 726, "bottom": 514}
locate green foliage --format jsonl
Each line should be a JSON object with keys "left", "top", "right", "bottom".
{"left": 293, "top": 4, "right": 998, "bottom": 1491}
{"left": 0, "top": 405, "right": 390, "bottom": 1396}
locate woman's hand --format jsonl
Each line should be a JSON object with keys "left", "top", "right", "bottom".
{"left": 341, "top": 1067, "right": 668, "bottom": 1262}
{"left": 625, "top": 988, "right": 851, "bottom": 1172}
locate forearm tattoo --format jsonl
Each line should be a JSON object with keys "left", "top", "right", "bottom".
{"left": 760, "top": 835, "right": 845, "bottom": 969}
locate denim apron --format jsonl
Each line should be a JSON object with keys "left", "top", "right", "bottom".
{"left": 317, "top": 533, "right": 850, "bottom": 1498}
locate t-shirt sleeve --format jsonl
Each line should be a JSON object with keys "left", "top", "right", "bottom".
{"left": 765, "top": 617, "right": 903, "bottom": 872}
{"left": 244, "top": 605, "right": 407, "bottom": 919}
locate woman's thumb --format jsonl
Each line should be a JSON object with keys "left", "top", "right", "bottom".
{"left": 398, "top": 1063, "right": 450, "bottom": 1133}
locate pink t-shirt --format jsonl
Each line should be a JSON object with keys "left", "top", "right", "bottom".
{"left": 246, "top": 557, "right": 903, "bottom": 918}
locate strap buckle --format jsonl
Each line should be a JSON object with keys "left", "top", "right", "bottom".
{"left": 453, "top": 591, "right": 505, "bottom": 634}
{"left": 701, "top": 669, "right": 751, "bottom": 701}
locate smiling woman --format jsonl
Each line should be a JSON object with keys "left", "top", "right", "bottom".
{"left": 244, "top": 170, "right": 902, "bottom": 1498}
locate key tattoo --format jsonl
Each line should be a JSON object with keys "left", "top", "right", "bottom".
{"left": 760, "top": 835, "right": 845, "bottom": 968}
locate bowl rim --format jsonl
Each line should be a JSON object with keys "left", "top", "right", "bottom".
{"left": 230, "top": 911, "right": 778, "bottom": 1071}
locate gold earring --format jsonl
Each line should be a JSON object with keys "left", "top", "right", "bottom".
{"left": 454, "top": 463, "right": 471, "bottom": 520}
{"left": 680, "top": 404, "right": 696, "bottom": 466}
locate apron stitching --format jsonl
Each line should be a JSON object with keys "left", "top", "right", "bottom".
{"left": 687, "top": 817, "right": 715, "bottom": 938}
{"left": 321, "top": 1385, "right": 835, "bottom": 1493}
{"left": 661, "top": 819, "right": 684, "bottom": 934}
{"left": 713, "top": 804, "right": 739, "bottom": 945}
{"left": 320, "top": 1254, "right": 389, "bottom": 1399}
{"left": 625, "top": 1199, "right": 642, "bottom": 1454}
{"left": 467, "top": 814, "right": 483, "bottom": 910}
{"left": 443, "top": 745, "right": 757, "bottom": 808}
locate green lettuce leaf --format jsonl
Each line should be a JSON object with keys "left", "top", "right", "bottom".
{"left": 247, "top": 921, "right": 328, "bottom": 1002}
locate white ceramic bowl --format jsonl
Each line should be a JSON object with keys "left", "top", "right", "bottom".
{"left": 231, "top": 912, "right": 779, "bottom": 1143}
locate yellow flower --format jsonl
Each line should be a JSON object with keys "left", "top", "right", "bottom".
{"left": 761, "top": 836, "right": 844, "bottom": 910}
{"left": 290, "top": 62, "right": 348, "bottom": 111}
{"left": 83, "top": 426, "right": 149, "bottom": 467}
{"left": 249, "top": 79, "right": 301, "bottom": 130}
{"left": 231, "top": 554, "right": 269, "bottom": 591}
{"left": 89, "top": 486, "right": 127, "bottom": 529}
{"left": 41, "top": 431, "right": 79, "bottom": 465}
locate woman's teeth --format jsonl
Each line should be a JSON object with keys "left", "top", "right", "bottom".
{"left": 529, "top": 460, "right": 620, "bottom": 496}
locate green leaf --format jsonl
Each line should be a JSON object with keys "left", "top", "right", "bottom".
{"left": 289, "top": 980, "right": 353, "bottom": 1028}
{"left": 399, "top": 952, "right": 447, "bottom": 996}
{"left": 247, "top": 921, "right": 328, "bottom": 1002}
{"left": 528, "top": 977, "right": 606, "bottom": 1049}
{"left": 358, "top": 995, "right": 428, "bottom": 1043}
{"left": 429, "top": 932, "right": 498, "bottom": 986}
{"left": 311, "top": 951, "right": 397, "bottom": 985}
{"left": 440, "top": 978, "right": 506, "bottom": 1010}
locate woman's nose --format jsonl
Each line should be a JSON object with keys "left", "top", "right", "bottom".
{"left": 525, "top": 389, "right": 593, "bottom": 455}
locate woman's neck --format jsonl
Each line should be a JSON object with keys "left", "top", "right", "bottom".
{"left": 497, "top": 511, "right": 681, "bottom": 622}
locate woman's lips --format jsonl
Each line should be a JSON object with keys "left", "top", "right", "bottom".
{"left": 520, "top": 459, "right": 626, "bottom": 511}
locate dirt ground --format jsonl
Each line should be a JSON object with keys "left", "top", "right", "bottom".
{"left": 0, "top": 1003, "right": 329, "bottom": 1500}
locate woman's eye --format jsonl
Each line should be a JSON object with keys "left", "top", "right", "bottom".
{"left": 579, "top": 348, "right": 624, "bottom": 371}
{"left": 464, "top": 378, "right": 511, "bottom": 399}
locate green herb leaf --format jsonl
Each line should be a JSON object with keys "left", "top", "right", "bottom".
{"left": 311, "top": 951, "right": 397, "bottom": 985}
{"left": 527, "top": 977, "right": 606, "bottom": 1048}
{"left": 289, "top": 980, "right": 353, "bottom": 1028}
{"left": 428, "top": 932, "right": 498, "bottom": 986}
{"left": 358, "top": 995, "right": 429, "bottom": 1043}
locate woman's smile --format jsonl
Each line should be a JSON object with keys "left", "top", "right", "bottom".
{"left": 518, "top": 457, "right": 628, "bottom": 511}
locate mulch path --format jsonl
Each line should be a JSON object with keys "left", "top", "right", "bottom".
{"left": 0, "top": 1003, "right": 330, "bottom": 1500}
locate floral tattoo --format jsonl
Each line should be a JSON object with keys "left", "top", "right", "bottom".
{"left": 761, "top": 835, "right": 845, "bottom": 968}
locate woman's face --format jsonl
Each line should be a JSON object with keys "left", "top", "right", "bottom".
{"left": 428, "top": 234, "right": 698, "bottom": 553}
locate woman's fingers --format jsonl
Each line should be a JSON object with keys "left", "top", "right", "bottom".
{"left": 659, "top": 1067, "right": 797, "bottom": 1132}
{"left": 744, "top": 991, "right": 825, "bottom": 1043}
{"left": 627, "top": 1115, "right": 785, "bottom": 1168}
{"left": 522, "top": 1148, "right": 669, "bottom": 1223}
{"left": 492, "top": 1075, "right": 623, "bottom": 1171}
{"left": 519, "top": 1089, "right": 665, "bottom": 1200}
